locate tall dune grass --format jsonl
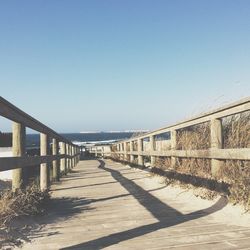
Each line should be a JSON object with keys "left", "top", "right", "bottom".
{"left": 154, "top": 111, "right": 250, "bottom": 209}
{"left": 114, "top": 111, "right": 249, "bottom": 209}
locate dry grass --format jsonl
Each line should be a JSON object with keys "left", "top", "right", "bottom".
{"left": 159, "top": 112, "right": 250, "bottom": 209}
{"left": 151, "top": 158, "right": 224, "bottom": 200}
{"left": 151, "top": 112, "right": 249, "bottom": 209}
{"left": 0, "top": 184, "right": 50, "bottom": 229}
{"left": 229, "top": 174, "right": 250, "bottom": 210}
{"left": 175, "top": 122, "right": 212, "bottom": 178}
{"left": 176, "top": 122, "right": 210, "bottom": 150}
{"left": 112, "top": 111, "right": 250, "bottom": 210}
{"left": 223, "top": 111, "right": 250, "bottom": 148}
{"left": 155, "top": 157, "right": 171, "bottom": 170}
{"left": 220, "top": 112, "right": 250, "bottom": 210}
{"left": 218, "top": 160, "right": 250, "bottom": 210}
{"left": 175, "top": 158, "right": 211, "bottom": 178}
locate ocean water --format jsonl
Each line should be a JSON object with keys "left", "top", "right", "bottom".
{"left": 26, "top": 132, "right": 135, "bottom": 147}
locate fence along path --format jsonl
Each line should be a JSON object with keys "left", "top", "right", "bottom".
{"left": 0, "top": 97, "right": 80, "bottom": 191}
{"left": 112, "top": 97, "right": 250, "bottom": 176}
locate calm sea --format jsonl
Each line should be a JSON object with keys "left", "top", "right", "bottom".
{"left": 26, "top": 132, "right": 135, "bottom": 147}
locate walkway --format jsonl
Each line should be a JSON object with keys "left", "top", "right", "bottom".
{"left": 19, "top": 159, "right": 250, "bottom": 250}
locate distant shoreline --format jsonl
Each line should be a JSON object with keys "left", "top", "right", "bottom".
{"left": 80, "top": 130, "right": 149, "bottom": 134}
{"left": 25, "top": 131, "right": 137, "bottom": 147}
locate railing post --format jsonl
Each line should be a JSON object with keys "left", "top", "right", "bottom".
{"left": 211, "top": 118, "right": 223, "bottom": 176}
{"left": 119, "top": 143, "right": 122, "bottom": 161}
{"left": 66, "top": 144, "right": 70, "bottom": 170}
{"left": 74, "top": 146, "right": 77, "bottom": 166}
{"left": 75, "top": 147, "right": 77, "bottom": 163}
{"left": 65, "top": 144, "right": 67, "bottom": 170}
{"left": 52, "top": 138, "right": 60, "bottom": 181}
{"left": 117, "top": 144, "right": 121, "bottom": 160}
{"left": 150, "top": 135, "right": 156, "bottom": 167}
{"left": 95, "top": 145, "right": 98, "bottom": 157}
{"left": 12, "top": 122, "right": 26, "bottom": 191}
{"left": 119, "top": 143, "right": 121, "bottom": 161}
{"left": 60, "top": 142, "right": 66, "bottom": 174}
{"left": 68, "top": 144, "right": 71, "bottom": 171}
{"left": 75, "top": 146, "right": 78, "bottom": 165}
{"left": 68, "top": 144, "right": 71, "bottom": 169}
{"left": 71, "top": 145, "right": 74, "bottom": 168}
{"left": 117, "top": 144, "right": 119, "bottom": 160}
{"left": 40, "top": 133, "right": 49, "bottom": 191}
{"left": 102, "top": 147, "right": 104, "bottom": 158}
{"left": 171, "top": 130, "right": 177, "bottom": 168}
{"left": 124, "top": 142, "right": 127, "bottom": 162}
{"left": 79, "top": 147, "right": 80, "bottom": 162}
{"left": 77, "top": 147, "right": 79, "bottom": 163}
{"left": 74, "top": 147, "right": 76, "bottom": 163}
{"left": 130, "top": 141, "right": 134, "bottom": 163}
{"left": 73, "top": 146, "right": 76, "bottom": 165}
{"left": 48, "top": 138, "right": 53, "bottom": 182}
{"left": 138, "top": 138, "right": 144, "bottom": 166}
{"left": 71, "top": 145, "right": 74, "bottom": 167}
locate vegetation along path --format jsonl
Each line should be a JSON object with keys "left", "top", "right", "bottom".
{"left": 18, "top": 159, "right": 250, "bottom": 250}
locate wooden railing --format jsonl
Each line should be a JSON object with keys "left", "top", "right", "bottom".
{"left": 0, "top": 97, "right": 80, "bottom": 191}
{"left": 111, "top": 97, "right": 250, "bottom": 177}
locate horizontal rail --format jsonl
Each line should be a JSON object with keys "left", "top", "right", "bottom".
{"left": 101, "top": 97, "right": 250, "bottom": 180}
{"left": 117, "top": 148, "right": 250, "bottom": 161}
{"left": 121, "top": 97, "right": 250, "bottom": 142}
{"left": 0, "top": 97, "right": 72, "bottom": 144}
{"left": 0, "top": 96, "right": 81, "bottom": 190}
{"left": 0, "top": 152, "right": 83, "bottom": 172}
{"left": 0, "top": 155, "right": 65, "bottom": 171}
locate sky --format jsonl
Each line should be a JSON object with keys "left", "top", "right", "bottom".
{"left": 0, "top": 0, "right": 249, "bottom": 133}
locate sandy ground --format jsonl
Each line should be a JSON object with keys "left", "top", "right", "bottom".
{"left": 138, "top": 170, "right": 250, "bottom": 227}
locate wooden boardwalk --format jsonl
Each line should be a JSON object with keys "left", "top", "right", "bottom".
{"left": 19, "top": 160, "right": 250, "bottom": 250}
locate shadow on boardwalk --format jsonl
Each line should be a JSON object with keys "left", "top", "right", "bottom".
{"left": 0, "top": 194, "right": 93, "bottom": 249}
{"left": 62, "top": 160, "right": 228, "bottom": 250}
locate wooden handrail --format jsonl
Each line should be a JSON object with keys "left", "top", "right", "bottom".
{"left": 0, "top": 97, "right": 81, "bottom": 191}
{"left": 120, "top": 97, "right": 250, "bottom": 142}
{"left": 109, "top": 97, "right": 250, "bottom": 177}
{"left": 0, "top": 96, "right": 72, "bottom": 144}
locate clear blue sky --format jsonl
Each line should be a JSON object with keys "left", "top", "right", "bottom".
{"left": 0, "top": 0, "right": 249, "bottom": 132}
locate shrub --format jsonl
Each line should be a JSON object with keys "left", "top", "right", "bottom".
{"left": 0, "top": 184, "right": 50, "bottom": 228}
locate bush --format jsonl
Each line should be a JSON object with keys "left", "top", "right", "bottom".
{"left": 0, "top": 184, "right": 50, "bottom": 228}
{"left": 153, "top": 112, "right": 250, "bottom": 210}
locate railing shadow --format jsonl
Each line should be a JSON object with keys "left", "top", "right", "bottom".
{"left": 151, "top": 167, "right": 230, "bottom": 194}
{"left": 1, "top": 196, "right": 93, "bottom": 249}
{"left": 61, "top": 160, "right": 228, "bottom": 250}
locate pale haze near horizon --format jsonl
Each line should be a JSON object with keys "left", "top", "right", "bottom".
{"left": 0, "top": 1, "right": 249, "bottom": 133}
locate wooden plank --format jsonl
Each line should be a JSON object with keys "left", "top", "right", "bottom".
{"left": 0, "top": 96, "right": 72, "bottom": 144}
{"left": 0, "top": 155, "right": 66, "bottom": 172}
{"left": 12, "top": 122, "right": 26, "bottom": 190}
{"left": 121, "top": 148, "right": 250, "bottom": 161}
{"left": 118, "top": 97, "right": 250, "bottom": 143}
{"left": 18, "top": 160, "right": 250, "bottom": 249}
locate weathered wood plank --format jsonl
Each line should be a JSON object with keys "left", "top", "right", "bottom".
{"left": 18, "top": 160, "right": 250, "bottom": 250}
{"left": 0, "top": 155, "right": 66, "bottom": 172}
{"left": 119, "top": 97, "right": 250, "bottom": 142}
{"left": 0, "top": 96, "right": 71, "bottom": 144}
{"left": 122, "top": 148, "right": 250, "bottom": 160}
